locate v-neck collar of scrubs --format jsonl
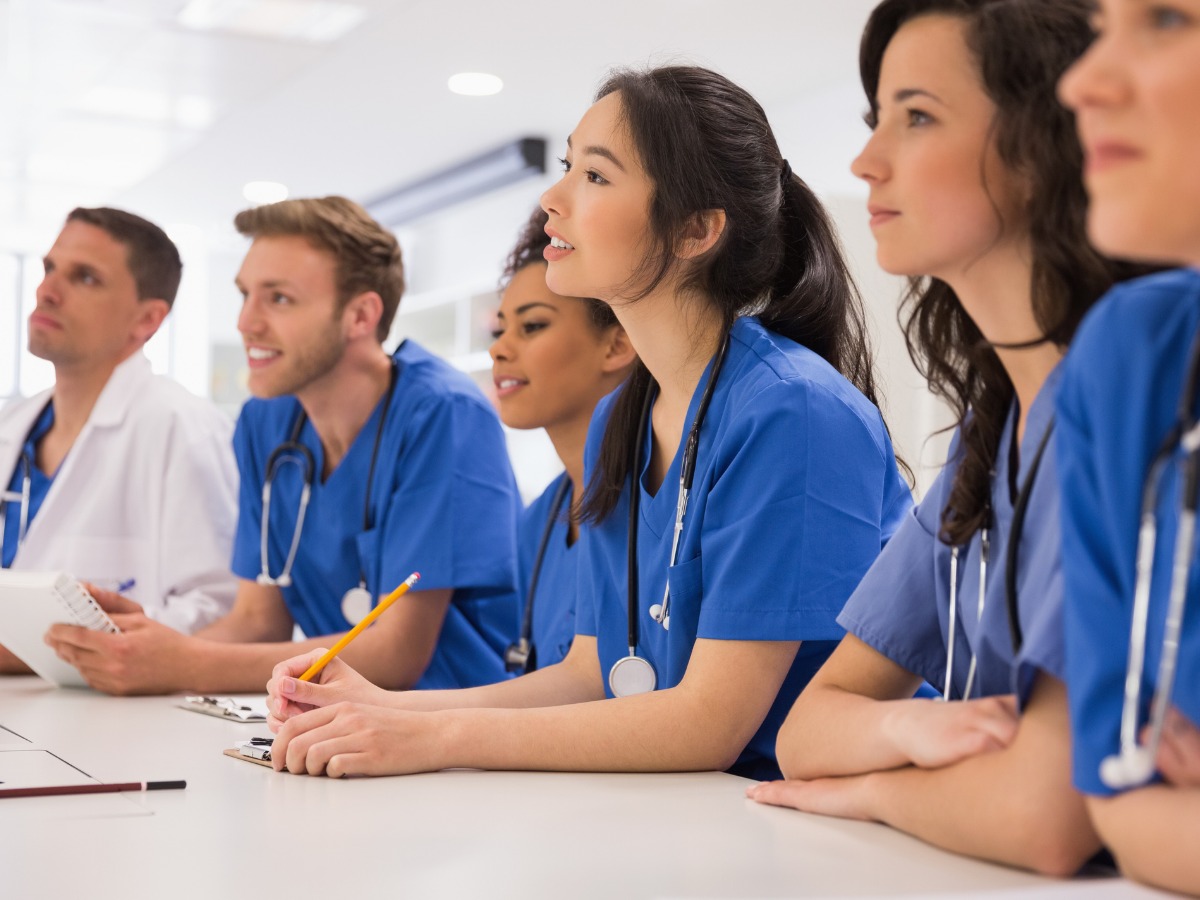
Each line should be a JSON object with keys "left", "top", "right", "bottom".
{"left": 300, "top": 372, "right": 395, "bottom": 490}
{"left": 637, "top": 348, "right": 720, "bottom": 540}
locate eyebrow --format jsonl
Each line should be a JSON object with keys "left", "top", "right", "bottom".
{"left": 234, "top": 277, "right": 298, "bottom": 292}
{"left": 892, "top": 88, "right": 947, "bottom": 106}
{"left": 566, "top": 134, "right": 627, "bottom": 173}
{"left": 497, "top": 301, "right": 558, "bottom": 320}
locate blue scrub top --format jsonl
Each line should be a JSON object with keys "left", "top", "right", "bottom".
{"left": 838, "top": 367, "right": 1065, "bottom": 705}
{"left": 1057, "top": 268, "right": 1200, "bottom": 796}
{"left": 231, "top": 340, "right": 521, "bottom": 689}
{"left": 576, "top": 317, "right": 913, "bottom": 781}
{"left": 516, "top": 472, "right": 578, "bottom": 669}
{"left": 2, "top": 403, "right": 55, "bottom": 569}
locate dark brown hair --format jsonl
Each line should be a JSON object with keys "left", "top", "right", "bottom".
{"left": 579, "top": 65, "right": 890, "bottom": 524}
{"left": 66, "top": 207, "right": 182, "bottom": 308}
{"left": 861, "top": 0, "right": 1127, "bottom": 545}
{"left": 501, "top": 205, "right": 617, "bottom": 332}
{"left": 234, "top": 196, "right": 405, "bottom": 341}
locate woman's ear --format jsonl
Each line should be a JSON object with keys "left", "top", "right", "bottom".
{"left": 600, "top": 325, "right": 638, "bottom": 375}
{"left": 676, "top": 209, "right": 727, "bottom": 261}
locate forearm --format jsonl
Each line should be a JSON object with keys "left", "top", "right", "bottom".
{"left": 436, "top": 685, "right": 747, "bottom": 773}
{"left": 867, "top": 749, "right": 1098, "bottom": 876}
{"left": 778, "top": 684, "right": 913, "bottom": 779}
{"left": 1089, "top": 788, "right": 1200, "bottom": 895}
{"left": 390, "top": 654, "right": 605, "bottom": 712}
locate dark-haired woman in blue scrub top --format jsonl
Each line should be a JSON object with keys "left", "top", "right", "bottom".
{"left": 1055, "top": 2, "right": 1200, "bottom": 894}
{"left": 752, "top": 0, "right": 1141, "bottom": 875}
{"left": 260, "top": 65, "right": 909, "bottom": 782}
{"left": 491, "top": 206, "right": 635, "bottom": 672}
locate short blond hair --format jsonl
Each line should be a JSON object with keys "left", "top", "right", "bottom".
{"left": 234, "top": 196, "right": 405, "bottom": 341}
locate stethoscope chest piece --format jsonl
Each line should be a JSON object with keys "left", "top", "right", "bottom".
{"left": 341, "top": 584, "right": 374, "bottom": 625}
{"left": 608, "top": 653, "right": 656, "bottom": 697}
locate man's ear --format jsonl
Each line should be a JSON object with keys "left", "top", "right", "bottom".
{"left": 675, "top": 208, "right": 727, "bottom": 261}
{"left": 600, "top": 324, "right": 637, "bottom": 375}
{"left": 342, "top": 290, "right": 385, "bottom": 340}
{"left": 132, "top": 299, "right": 170, "bottom": 344}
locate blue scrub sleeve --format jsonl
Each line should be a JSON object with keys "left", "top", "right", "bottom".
{"left": 368, "top": 393, "right": 518, "bottom": 596}
{"left": 696, "top": 380, "right": 889, "bottom": 641}
{"left": 230, "top": 409, "right": 267, "bottom": 581}
{"left": 837, "top": 497, "right": 949, "bottom": 687}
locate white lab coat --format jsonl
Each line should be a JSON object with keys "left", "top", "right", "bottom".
{"left": 0, "top": 354, "right": 238, "bottom": 633}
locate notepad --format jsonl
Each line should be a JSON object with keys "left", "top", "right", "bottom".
{"left": 0, "top": 571, "right": 120, "bottom": 688}
{"left": 180, "top": 696, "right": 269, "bottom": 722}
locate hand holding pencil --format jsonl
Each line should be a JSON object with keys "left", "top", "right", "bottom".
{"left": 265, "top": 572, "right": 419, "bottom": 730}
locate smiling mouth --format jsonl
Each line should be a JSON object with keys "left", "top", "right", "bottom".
{"left": 246, "top": 347, "right": 282, "bottom": 367}
{"left": 494, "top": 377, "right": 527, "bottom": 397}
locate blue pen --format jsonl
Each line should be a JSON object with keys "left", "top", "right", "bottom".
{"left": 116, "top": 578, "right": 136, "bottom": 594}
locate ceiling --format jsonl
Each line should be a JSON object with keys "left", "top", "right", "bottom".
{"left": 0, "top": 0, "right": 879, "bottom": 252}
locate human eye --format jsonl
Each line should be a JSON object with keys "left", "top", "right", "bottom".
{"left": 1147, "top": 4, "right": 1192, "bottom": 30}
{"left": 585, "top": 169, "right": 609, "bottom": 185}
{"left": 489, "top": 323, "right": 505, "bottom": 340}
{"left": 270, "top": 291, "right": 292, "bottom": 306}
{"left": 520, "top": 320, "right": 549, "bottom": 336}
{"left": 906, "top": 107, "right": 934, "bottom": 127}
{"left": 557, "top": 155, "right": 572, "bottom": 172}
{"left": 76, "top": 267, "right": 99, "bottom": 286}
{"left": 862, "top": 106, "right": 879, "bottom": 130}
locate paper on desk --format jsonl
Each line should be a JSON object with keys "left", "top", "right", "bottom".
{"left": 0, "top": 749, "right": 150, "bottom": 820}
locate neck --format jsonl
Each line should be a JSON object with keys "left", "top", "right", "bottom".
{"left": 608, "top": 286, "right": 725, "bottom": 492}
{"left": 942, "top": 246, "right": 1063, "bottom": 445}
{"left": 295, "top": 346, "right": 393, "bottom": 477}
{"left": 544, "top": 418, "right": 588, "bottom": 509}
{"left": 50, "top": 350, "right": 134, "bottom": 441}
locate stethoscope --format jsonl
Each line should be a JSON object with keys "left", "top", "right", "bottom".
{"left": 505, "top": 475, "right": 572, "bottom": 674}
{"left": 0, "top": 401, "right": 51, "bottom": 563}
{"left": 1100, "top": 326, "right": 1200, "bottom": 790}
{"left": 257, "top": 359, "right": 399, "bottom": 625}
{"left": 609, "top": 333, "right": 731, "bottom": 698}
{"left": 943, "top": 415, "right": 1055, "bottom": 702}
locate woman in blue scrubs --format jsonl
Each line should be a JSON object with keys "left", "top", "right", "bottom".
{"left": 1055, "top": 3, "right": 1200, "bottom": 894}
{"left": 262, "top": 65, "right": 911, "bottom": 781}
{"left": 491, "top": 207, "right": 635, "bottom": 672}
{"left": 750, "top": 0, "right": 1137, "bottom": 874}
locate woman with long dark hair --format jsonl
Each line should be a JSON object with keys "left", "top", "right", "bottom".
{"left": 751, "top": 0, "right": 1133, "bottom": 875}
{"left": 491, "top": 206, "right": 635, "bottom": 672}
{"left": 260, "top": 65, "right": 910, "bottom": 781}
{"left": 1055, "top": 1, "right": 1200, "bottom": 893}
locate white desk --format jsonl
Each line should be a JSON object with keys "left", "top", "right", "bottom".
{"left": 0, "top": 677, "right": 1164, "bottom": 899}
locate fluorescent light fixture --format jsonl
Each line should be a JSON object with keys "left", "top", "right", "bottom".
{"left": 366, "top": 138, "right": 546, "bottom": 227}
{"left": 448, "top": 72, "right": 504, "bottom": 97}
{"left": 178, "top": 0, "right": 366, "bottom": 43}
{"left": 243, "top": 181, "right": 289, "bottom": 204}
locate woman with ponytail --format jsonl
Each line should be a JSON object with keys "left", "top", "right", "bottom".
{"left": 261, "top": 65, "right": 911, "bottom": 782}
{"left": 751, "top": 0, "right": 1137, "bottom": 876}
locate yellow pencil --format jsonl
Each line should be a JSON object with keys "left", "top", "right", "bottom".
{"left": 299, "top": 572, "right": 421, "bottom": 682}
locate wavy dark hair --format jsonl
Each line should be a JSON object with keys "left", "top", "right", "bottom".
{"left": 862, "top": 0, "right": 1131, "bottom": 545}
{"left": 500, "top": 205, "right": 617, "bottom": 331}
{"left": 579, "top": 65, "right": 893, "bottom": 524}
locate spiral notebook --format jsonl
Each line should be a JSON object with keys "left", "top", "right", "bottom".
{"left": 0, "top": 571, "right": 120, "bottom": 688}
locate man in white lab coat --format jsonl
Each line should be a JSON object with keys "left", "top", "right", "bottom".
{"left": 0, "top": 207, "right": 238, "bottom": 672}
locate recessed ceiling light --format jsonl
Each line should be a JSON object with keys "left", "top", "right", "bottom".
{"left": 243, "top": 181, "right": 289, "bottom": 205}
{"left": 448, "top": 72, "right": 503, "bottom": 97}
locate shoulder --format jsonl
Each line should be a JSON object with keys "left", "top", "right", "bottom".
{"left": 1071, "top": 268, "right": 1200, "bottom": 365}
{"left": 233, "top": 395, "right": 300, "bottom": 445}
{"left": 723, "top": 317, "right": 891, "bottom": 453}
{"left": 519, "top": 473, "right": 568, "bottom": 532}
{"left": 393, "top": 340, "right": 495, "bottom": 416}
{"left": 129, "top": 371, "right": 232, "bottom": 441}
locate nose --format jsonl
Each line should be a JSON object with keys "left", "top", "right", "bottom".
{"left": 237, "top": 294, "right": 264, "bottom": 338}
{"left": 35, "top": 270, "right": 61, "bottom": 306}
{"left": 541, "top": 173, "right": 568, "bottom": 219}
{"left": 489, "top": 321, "right": 512, "bottom": 364}
{"left": 1058, "top": 31, "right": 1122, "bottom": 113}
{"left": 850, "top": 125, "right": 888, "bottom": 185}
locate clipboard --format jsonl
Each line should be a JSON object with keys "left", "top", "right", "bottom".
{"left": 224, "top": 740, "right": 279, "bottom": 770}
{"left": 179, "top": 696, "right": 268, "bottom": 722}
